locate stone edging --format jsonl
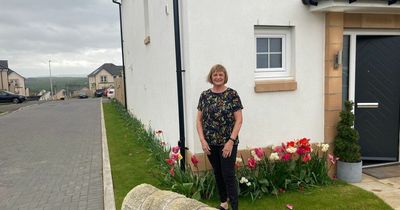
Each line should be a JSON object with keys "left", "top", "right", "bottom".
{"left": 101, "top": 99, "right": 116, "bottom": 210}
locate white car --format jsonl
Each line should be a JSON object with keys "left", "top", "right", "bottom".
{"left": 107, "top": 88, "right": 115, "bottom": 99}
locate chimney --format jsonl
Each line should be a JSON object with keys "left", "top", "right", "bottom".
{"left": 0, "top": 60, "right": 8, "bottom": 68}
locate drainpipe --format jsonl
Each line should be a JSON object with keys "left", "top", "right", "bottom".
{"left": 112, "top": 0, "right": 128, "bottom": 109}
{"left": 173, "top": 0, "right": 186, "bottom": 170}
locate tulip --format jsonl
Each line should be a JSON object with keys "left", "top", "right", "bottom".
{"left": 269, "top": 152, "right": 280, "bottom": 161}
{"left": 191, "top": 155, "right": 199, "bottom": 166}
{"left": 247, "top": 157, "right": 257, "bottom": 169}
{"left": 254, "top": 148, "right": 264, "bottom": 159}
{"left": 165, "top": 158, "right": 175, "bottom": 166}
{"left": 302, "top": 154, "right": 311, "bottom": 162}
{"left": 169, "top": 167, "right": 175, "bottom": 177}
{"left": 321, "top": 144, "right": 329, "bottom": 152}
{"left": 282, "top": 153, "right": 291, "bottom": 161}
{"left": 172, "top": 146, "right": 180, "bottom": 154}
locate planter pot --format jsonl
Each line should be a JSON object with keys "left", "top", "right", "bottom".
{"left": 337, "top": 160, "right": 363, "bottom": 183}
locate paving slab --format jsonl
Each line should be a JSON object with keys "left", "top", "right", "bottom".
{"left": 0, "top": 99, "right": 103, "bottom": 210}
{"left": 353, "top": 174, "right": 400, "bottom": 210}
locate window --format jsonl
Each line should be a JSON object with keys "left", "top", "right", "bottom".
{"left": 255, "top": 27, "right": 292, "bottom": 79}
{"left": 10, "top": 79, "right": 19, "bottom": 86}
{"left": 100, "top": 76, "right": 107, "bottom": 82}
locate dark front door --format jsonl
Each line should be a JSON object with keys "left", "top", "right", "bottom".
{"left": 355, "top": 36, "right": 400, "bottom": 161}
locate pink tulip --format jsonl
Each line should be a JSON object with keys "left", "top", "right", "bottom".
{"left": 328, "top": 154, "right": 339, "bottom": 164}
{"left": 169, "top": 167, "right": 175, "bottom": 177}
{"left": 172, "top": 146, "right": 180, "bottom": 154}
{"left": 254, "top": 148, "right": 264, "bottom": 159}
{"left": 286, "top": 204, "right": 294, "bottom": 209}
{"left": 171, "top": 153, "right": 179, "bottom": 161}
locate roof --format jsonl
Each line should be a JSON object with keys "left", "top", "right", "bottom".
{"left": 88, "top": 63, "right": 122, "bottom": 77}
{"left": 0, "top": 60, "right": 25, "bottom": 79}
{"left": 7, "top": 69, "right": 25, "bottom": 79}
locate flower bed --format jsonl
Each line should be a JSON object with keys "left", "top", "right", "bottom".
{"left": 158, "top": 135, "right": 335, "bottom": 201}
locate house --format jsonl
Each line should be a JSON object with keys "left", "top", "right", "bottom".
{"left": 54, "top": 89, "right": 66, "bottom": 100}
{"left": 88, "top": 63, "right": 123, "bottom": 91}
{"left": 119, "top": 0, "right": 400, "bottom": 165}
{"left": 0, "top": 60, "right": 29, "bottom": 96}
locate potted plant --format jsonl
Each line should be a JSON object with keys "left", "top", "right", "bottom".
{"left": 333, "top": 101, "right": 362, "bottom": 183}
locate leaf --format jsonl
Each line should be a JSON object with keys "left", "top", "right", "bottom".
{"left": 259, "top": 179, "right": 269, "bottom": 185}
{"left": 191, "top": 191, "right": 201, "bottom": 200}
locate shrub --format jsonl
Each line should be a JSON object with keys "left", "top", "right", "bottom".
{"left": 333, "top": 101, "right": 361, "bottom": 163}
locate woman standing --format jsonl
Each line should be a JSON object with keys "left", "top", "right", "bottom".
{"left": 196, "top": 64, "right": 243, "bottom": 210}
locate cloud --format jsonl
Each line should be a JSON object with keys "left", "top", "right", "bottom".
{"left": 0, "top": 0, "right": 122, "bottom": 77}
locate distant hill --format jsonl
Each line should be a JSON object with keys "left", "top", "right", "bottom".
{"left": 26, "top": 77, "right": 88, "bottom": 96}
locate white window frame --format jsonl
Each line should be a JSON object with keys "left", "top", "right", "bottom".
{"left": 100, "top": 76, "right": 107, "bottom": 82}
{"left": 255, "top": 27, "right": 292, "bottom": 79}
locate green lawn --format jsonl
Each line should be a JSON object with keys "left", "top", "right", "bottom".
{"left": 103, "top": 103, "right": 393, "bottom": 210}
{"left": 103, "top": 103, "right": 163, "bottom": 209}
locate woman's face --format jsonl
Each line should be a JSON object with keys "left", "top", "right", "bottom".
{"left": 211, "top": 71, "right": 225, "bottom": 86}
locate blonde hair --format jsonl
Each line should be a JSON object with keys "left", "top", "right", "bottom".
{"left": 207, "top": 64, "right": 228, "bottom": 84}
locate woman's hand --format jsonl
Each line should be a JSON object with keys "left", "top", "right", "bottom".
{"left": 201, "top": 140, "right": 211, "bottom": 155}
{"left": 222, "top": 140, "right": 234, "bottom": 158}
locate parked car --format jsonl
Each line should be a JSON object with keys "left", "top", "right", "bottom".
{"left": 95, "top": 89, "right": 103, "bottom": 97}
{"left": 79, "top": 91, "right": 89, "bottom": 99}
{"left": 0, "top": 90, "right": 26, "bottom": 103}
{"left": 107, "top": 88, "right": 115, "bottom": 99}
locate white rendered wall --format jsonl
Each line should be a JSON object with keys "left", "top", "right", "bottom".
{"left": 121, "top": 0, "right": 180, "bottom": 147}
{"left": 183, "top": 0, "right": 326, "bottom": 153}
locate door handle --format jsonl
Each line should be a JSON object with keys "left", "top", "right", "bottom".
{"left": 357, "top": 102, "right": 379, "bottom": 108}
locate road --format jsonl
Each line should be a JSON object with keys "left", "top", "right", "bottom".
{"left": 0, "top": 98, "right": 103, "bottom": 210}
{"left": 0, "top": 100, "right": 47, "bottom": 114}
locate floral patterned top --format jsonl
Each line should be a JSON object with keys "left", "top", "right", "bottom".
{"left": 197, "top": 88, "right": 243, "bottom": 146}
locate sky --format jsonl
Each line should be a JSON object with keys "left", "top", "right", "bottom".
{"left": 0, "top": 0, "right": 122, "bottom": 78}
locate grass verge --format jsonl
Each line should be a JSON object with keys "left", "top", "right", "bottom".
{"left": 103, "top": 103, "right": 163, "bottom": 209}
{"left": 103, "top": 102, "right": 393, "bottom": 210}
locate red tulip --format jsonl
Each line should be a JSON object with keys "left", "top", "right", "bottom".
{"left": 286, "top": 141, "right": 295, "bottom": 148}
{"left": 297, "top": 138, "right": 310, "bottom": 146}
{"left": 169, "top": 167, "right": 175, "bottom": 177}
{"left": 282, "top": 153, "right": 291, "bottom": 161}
{"left": 247, "top": 157, "right": 257, "bottom": 169}
{"left": 302, "top": 154, "right": 311, "bottom": 162}
{"left": 191, "top": 155, "right": 199, "bottom": 166}
{"left": 165, "top": 158, "right": 175, "bottom": 166}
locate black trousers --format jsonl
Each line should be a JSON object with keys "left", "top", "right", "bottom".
{"left": 207, "top": 145, "right": 238, "bottom": 210}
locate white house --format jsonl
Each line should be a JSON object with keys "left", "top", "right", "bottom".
{"left": 119, "top": 0, "right": 400, "bottom": 165}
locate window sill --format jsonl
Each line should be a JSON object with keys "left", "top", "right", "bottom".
{"left": 254, "top": 79, "right": 297, "bottom": 93}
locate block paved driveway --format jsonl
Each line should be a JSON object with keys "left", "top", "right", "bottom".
{"left": 0, "top": 99, "right": 103, "bottom": 210}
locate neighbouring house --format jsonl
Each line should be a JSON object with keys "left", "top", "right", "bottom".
{"left": 0, "top": 60, "right": 29, "bottom": 96}
{"left": 88, "top": 63, "right": 123, "bottom": 91}
{"left": 72, "top": 87, "right": 90, "bottom": 98}
{"left": 54, "top": 89, "right": 66, "bottom": 100}
{"left": 39, "top": 91, "right": 51, "bottom": 101}
{"left": 119, "top": 0, "right": 400, "bottom": 166}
